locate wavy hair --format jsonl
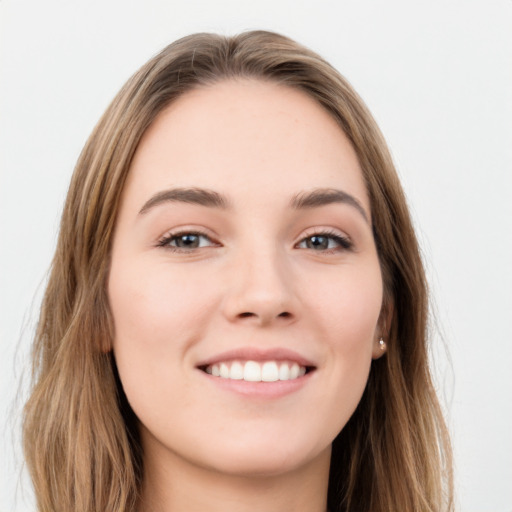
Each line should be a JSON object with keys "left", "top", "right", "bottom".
{"left": 23, "top": 30, "right": 453, "bottom": 511}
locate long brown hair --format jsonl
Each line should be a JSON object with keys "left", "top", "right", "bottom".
{"left": 23, "top": 31, "right": 453, "bottom": 511}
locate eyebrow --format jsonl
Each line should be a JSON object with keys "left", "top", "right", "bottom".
{"left": 139, "top": 187, "right": 230, "bottom": 214}
{"left": 138, "top": 186, "right": 369, "bottom": 223}
{"left": 290, "top": 188, "right": 369, "bottom": 223}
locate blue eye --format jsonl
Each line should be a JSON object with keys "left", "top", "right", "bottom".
{"left": 158, "top": 231, "right": 215, "bottom": 250}
{"left": 298, "top": 232, "right": 352, "bottom": 251}
{"left": 157, "top": 230, "right": 352, "bottom": 253}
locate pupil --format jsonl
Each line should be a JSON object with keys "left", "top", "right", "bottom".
{"left": 177, "top": 234, "right": 199, "bottom": 248}
{"left": 308, "top": 236, "right": 328, "bottom": 250}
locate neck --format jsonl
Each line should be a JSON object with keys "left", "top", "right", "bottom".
{"left": 138, "top": 439, "right": 331, "bottom": 512}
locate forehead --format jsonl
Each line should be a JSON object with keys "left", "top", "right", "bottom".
{"left": 125, "top": 79, "right": 369, "bottom": 212}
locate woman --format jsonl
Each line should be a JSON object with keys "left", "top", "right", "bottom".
{"left": 23, "top": 31, "right": 453, "bottom": 511}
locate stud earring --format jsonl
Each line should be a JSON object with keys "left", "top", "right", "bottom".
{"left": 379, "top": 337, "right": 386, "bottom": 350}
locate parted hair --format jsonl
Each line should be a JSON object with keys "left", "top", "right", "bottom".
{"left": 23, "top": 30, "right": 453, "bottom": 511}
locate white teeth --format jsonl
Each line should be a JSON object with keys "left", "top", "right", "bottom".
{"left": 204, "top": 360, "right": 308, "bottom": 382}
{"left": 261, "top": 361, "right": 279, "bottom": 382}
{"left": 278, "top": 362, "right": 290, "bottom": 381}
{"left": 230, "top": 361, "right": 244, "bottom": 380}
{"left": 219, "top": 363, "right": 229, "bottom": 378}
{"left": 244, "top": 361, "right": 261, "bottom": 382}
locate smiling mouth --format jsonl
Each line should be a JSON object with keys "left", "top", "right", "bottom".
{"left": 199, "top": 360, "right": 315, "bottom": 382}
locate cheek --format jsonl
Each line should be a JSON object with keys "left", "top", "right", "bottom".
{"left": 108, "top": 259, "right": 217, "bottom": 347}
{"left": 107, "top": 259, "right": 212, "bottom": 422}
{"left": 107, "top": 260, "right": 206, "bottom": 408}
{"left": 310, "top": 262, "right": 383, "bottom": 347}
{"left": 305, "top": 262, "right": 382, "bottom": 415}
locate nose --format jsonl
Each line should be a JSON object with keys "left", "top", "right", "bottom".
{"left": 221, "top": 247, "right": 298, "bottom": 327}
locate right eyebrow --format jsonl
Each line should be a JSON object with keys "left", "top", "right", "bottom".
{"left": 138, "top": 187, "right": 231, "bottom": 214}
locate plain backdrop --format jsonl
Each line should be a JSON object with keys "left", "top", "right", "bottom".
{"left": 1, "top": 1, "right": 511, "bottom": 511}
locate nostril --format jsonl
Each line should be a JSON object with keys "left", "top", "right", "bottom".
{"left": 236, "top": 311, "right": 293, "bottom": 321}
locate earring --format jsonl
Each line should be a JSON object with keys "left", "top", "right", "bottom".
{"left": 378, "top": 337, "right": 386, "bottom": 350}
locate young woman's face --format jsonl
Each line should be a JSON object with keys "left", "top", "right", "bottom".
{"left": 108, "top": 80, "right": 385, "bottom": 478}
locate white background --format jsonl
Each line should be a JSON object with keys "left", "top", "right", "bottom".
{"left": 1, "top": 1, "right": 511, "bottom": 510}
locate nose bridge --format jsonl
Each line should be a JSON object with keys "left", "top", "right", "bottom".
{"left": 223, "top": 238, "right": 296, "bottom": 324}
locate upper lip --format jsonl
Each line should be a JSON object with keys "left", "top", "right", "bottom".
{"left": 196, "top": 347, "right": 317, "bottom": 369}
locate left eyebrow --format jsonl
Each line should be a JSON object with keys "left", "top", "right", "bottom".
{"left": 289, "top": 188, "right": 369, "bottom": 223}
{"left": 138, "top": 187, "right": 231, "bottom": 214}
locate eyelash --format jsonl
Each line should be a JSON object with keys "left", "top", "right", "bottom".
{"left": 156, "top": 229, "right": 353, "bottom": 254}
{"left": 297, "top": 229, "right": 353, "bottom": 252}
{"left": 156, "top": 230, "right": 217, "bottom": 251}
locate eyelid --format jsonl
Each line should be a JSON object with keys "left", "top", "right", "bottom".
{"left": 295, "top": 227, "right": 353, "bottom": 252}
{"left": 155, "top": 225, "right": 353, "bottom": 253}
{"left": 156, "top": 227, "right": 220, "bottom": 251}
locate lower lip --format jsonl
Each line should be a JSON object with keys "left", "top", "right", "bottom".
{"left": 198, "top": 370, "right": 314, "bottom": 399}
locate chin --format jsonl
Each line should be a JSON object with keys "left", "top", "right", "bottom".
{"left": 195, "top": 434, "right": 331, "bottom": 478}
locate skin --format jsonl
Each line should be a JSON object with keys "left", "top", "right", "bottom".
{"left": 108, "top": 79, "right": 386, "bottom": 512}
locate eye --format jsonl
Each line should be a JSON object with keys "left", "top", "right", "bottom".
{"left": 297, "top": 231, "right": 352, "bottom": 252}
{"left": 157, "top": 231, "right": 217, "bottom": 251}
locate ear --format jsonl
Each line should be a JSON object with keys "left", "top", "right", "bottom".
{"left": 372, "top": 338, "right": 386, "bottom": 359}
{"left": 372, "top": 298, "right": 394, "bottom": 360}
